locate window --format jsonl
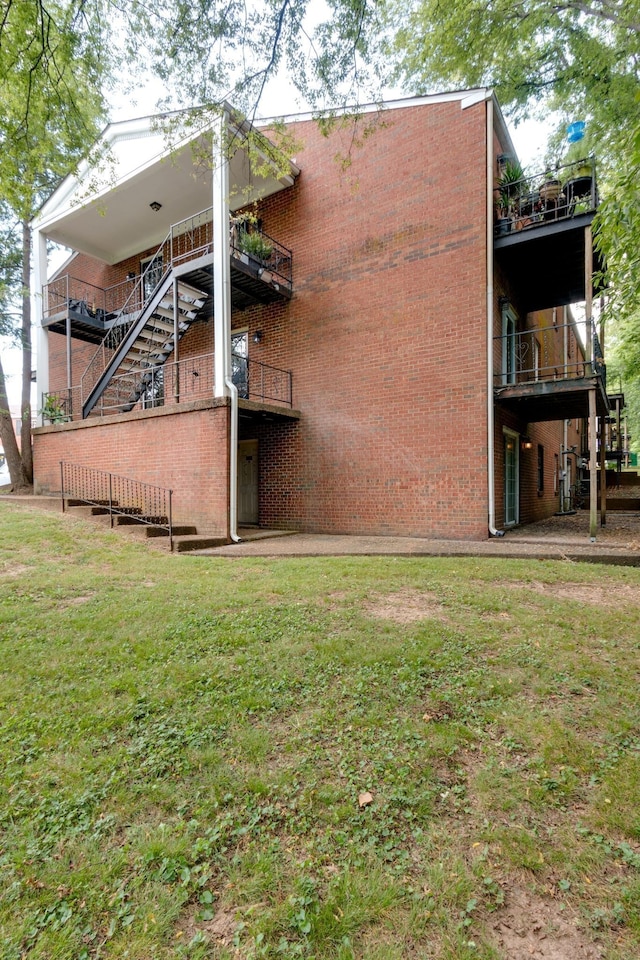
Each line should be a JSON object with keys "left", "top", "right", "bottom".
{"left": 140, "top": 253, "right": 164, "bottom": 299}
{"left": 537, "top": 444, "right": 544, "bottom": 494}
{"left": 231, "top": 330, "right": 249, "bottom": 399}
{"left": 502, "top": 303, "right": 517, "bottom": 385}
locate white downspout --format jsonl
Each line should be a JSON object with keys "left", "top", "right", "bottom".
{"left": 33, "top": 228, "right": 49, "bottom": 424}
{"left": 486, "top": 97, "right": 504, "bottom": 536}
{"left": 212, "top": 109, "right": 240, "bottom": 542}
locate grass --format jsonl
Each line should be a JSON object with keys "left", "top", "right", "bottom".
{"left": 0, "top": 503, "right": 639, "bottom": 959}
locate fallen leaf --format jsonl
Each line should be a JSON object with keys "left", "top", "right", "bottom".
{"left": 358, "top": 791, "right": 374, "bottom": 808}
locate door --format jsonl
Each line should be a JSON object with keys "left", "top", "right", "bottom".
{"left": 504, "top": 430, "right": 519, "bottom": 526}
{"left": 238, "top": 440, "right": 259, "bottom": 525}
{"left": 231, "top": 330, "right": 249, "bottom": 399}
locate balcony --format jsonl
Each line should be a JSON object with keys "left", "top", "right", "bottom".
{"left": 40, "top": 351, "right": 296, "bottom": 423}
{"left": 43, "top": 208, "right": 293, "bottom": 341}
{"left": 494, "top": 318, "right": 609, "bottom": 421}
{"left": 494, "top": 158, "right": 603, "bottom": 312}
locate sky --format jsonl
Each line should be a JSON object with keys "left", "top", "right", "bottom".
{"left": 0, "top": 31, "right": 556, "bottom": 415}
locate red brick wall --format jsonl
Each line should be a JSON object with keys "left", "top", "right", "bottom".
{"left": 234, "top": 101, "right": 490, "bottom": 538}
{"left": 40, "top": 98, "right": 492, "bottom": 540}
{"left": 33, "top": 400, "right": 230, "bottom": 536}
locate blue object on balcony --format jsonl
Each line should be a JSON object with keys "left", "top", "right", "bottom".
{"left": 567, "top": 121, "right": 586, "bottom": 142}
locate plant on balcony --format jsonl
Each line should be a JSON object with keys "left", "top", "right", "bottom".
{"left": 239, "top": 230, "right": 273, "bottom": 263}
{"left": 40, "top": 395, "right": 67, "bottom": 424}
{"left": 496, "top": 160, "right": 525, "bottom": 233}
{"left": 538, "top": 170, "right": 561, "bottom": 201}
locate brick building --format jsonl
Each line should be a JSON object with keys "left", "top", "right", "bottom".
{"left": 30, "top": 90, "right": 610, "bottom": 542}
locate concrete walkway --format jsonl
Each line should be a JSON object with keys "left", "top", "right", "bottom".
{"left": 2, "top": 494, "right": 639, "bottom": 565}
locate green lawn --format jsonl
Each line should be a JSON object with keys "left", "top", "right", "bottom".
{"left": 1, "top": 503, "right": 639, "bottom": 959}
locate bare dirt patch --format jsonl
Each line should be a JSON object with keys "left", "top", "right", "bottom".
{"left": 489, "top": 884, "right": 604, "bottom": 959}
{"left": 177, "top": 904, "right": 239, "bottom": 948}
{"left": 0, "top": 563, "right": 29, "bottom": 579}
{"left": 505, "top": 580, "right": 640, "bottom": 608}
{"left": 365, "top": 589, "right": 449, "bottom": 623}
{"left": 57, "top": 594, "right": 95, "bottom": 607}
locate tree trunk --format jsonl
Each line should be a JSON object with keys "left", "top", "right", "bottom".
{"left": 0, "top": 352, "right": 30, "bottom": 489}
{"left": 20, "top": 219, "right": 33, "bottom": 483}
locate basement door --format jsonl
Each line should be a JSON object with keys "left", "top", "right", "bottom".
{"left": 238, "top": 440, "right": 259, "bottom": 525}
{"left": 503, "top": 430, "right": 519, "bottom": 526}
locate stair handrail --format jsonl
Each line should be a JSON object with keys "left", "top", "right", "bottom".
{"left": 80, "top": 231, "right": 173, "bottom": 406}
{"left": 60, "top": 460, "right": 174, "bottom": 551}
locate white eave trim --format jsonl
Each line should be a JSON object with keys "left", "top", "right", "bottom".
{"left": 256, "top": 87, "right": 492, "bottom": 125}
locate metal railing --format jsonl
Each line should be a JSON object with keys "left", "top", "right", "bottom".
{"left": 230, "top": 222, "right": 293, "bottom": 291}
{"left": 56, "top": 351, "right": 293, "bottom": 420}
{"left": 495, "top": 157, "right": 597, "bottom": 237}
{"left": 60, "top": 461, "right": 174, "bottom": 550}
{"left": 494, "top": 319, "right": 605, "bottom": 387}
{"left": 40, "top": 389, "right": 75, "bottom": 423}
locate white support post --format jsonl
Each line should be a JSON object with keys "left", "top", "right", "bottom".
{"left": 33, "top": 229, "right": 49, "bottom": 422}
{"left": 213, "top": 111, "right": 232, "bottom": 397}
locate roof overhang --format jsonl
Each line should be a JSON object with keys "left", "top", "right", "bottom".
{"left": 32, "top": 106, "right": 300, "bottom": 266}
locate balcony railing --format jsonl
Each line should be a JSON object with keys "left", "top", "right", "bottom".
{"left": 43, "top": 209, "right": 293, "bottom": 324}
{"left": 494, "top": 320, "right": 605, "bottom": 388}
{"left": 42, "top": 351, "right": 293, "bottom": 420}
{"left": 495, "top": 157, "right": 597, "bottom": 238}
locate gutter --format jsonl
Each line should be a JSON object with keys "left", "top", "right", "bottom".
{"left": 225, "top": 376, "right": 241, "bottom": 543}
{"left": 486, "top": 97, "right": 504, "bottom": 536}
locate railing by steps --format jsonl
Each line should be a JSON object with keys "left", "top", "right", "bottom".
{"left": 60, "top": 461, "right": 173, "bottom": 551}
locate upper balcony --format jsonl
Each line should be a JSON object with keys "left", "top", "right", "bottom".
{"left": 43, "top": 208, "right": 293, "bottom": 343}
{"left": 494, "top": 157, "right": 603, "bottom": 312}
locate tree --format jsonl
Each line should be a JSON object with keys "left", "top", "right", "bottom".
{"left": 388, "top": 0, "right": 640, "bottom": 446}
{"left": 0, "top": 0, "right": 108, "bottom": 488}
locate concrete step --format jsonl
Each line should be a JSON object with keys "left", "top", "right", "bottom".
{"left": 172, "top": 534, "right": 230, "bottom": 552}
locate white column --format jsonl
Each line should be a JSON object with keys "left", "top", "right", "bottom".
{"left": 33, "top": 229, "right": 49, "bottom": 421}
{"left": 213, "top": 110, "right": 231, "bottom": 398}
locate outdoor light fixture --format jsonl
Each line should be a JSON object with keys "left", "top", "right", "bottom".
{"left": 521, "top": 436, "right": 533, "bottom": 450}
{"left": 126, "top": 271, "right": 136, "bottom": 280}
{"left": 253, "top": 330, "right": 263, "bottom": 344}
{"left": 149, "top": 201, "right": 162, "bottom": 212}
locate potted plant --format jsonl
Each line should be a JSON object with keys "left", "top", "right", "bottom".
{"left": 539, "top": 170, "right": 561, "bottom": 202}
{"left": 239, "top": 230, "right": 273, "bottom": 264}
{"left": 496, "top": 160, "right": 525, "bottom": 233}
{"left": 40, "top": 394, "right": 67, "bottom": 424}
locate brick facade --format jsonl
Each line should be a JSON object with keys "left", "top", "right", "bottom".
{"left": 33, "top": 95, "right": 589, "bottom": 540}
{"left": 34, "top": 400, "right": 230, "bottom": 536}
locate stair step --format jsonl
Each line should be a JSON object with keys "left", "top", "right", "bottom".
{"left": 176, "top": 282, "right": 206, "bottom": 306}
{"left": 156, "top": 303, "right": 197, "bottom": 321}
{"left": 172, "top": 535, "right": 230, "bottom": 552}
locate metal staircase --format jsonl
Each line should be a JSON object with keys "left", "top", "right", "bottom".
{"left": 80, "top": 262, "right": 207, "bottom": 418}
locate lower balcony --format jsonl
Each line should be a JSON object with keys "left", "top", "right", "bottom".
{"left": 493, "top": 319, "right": 609, "bottom": 421}
{"left": 41, "top": 352, "right": 296, "bottom": 424}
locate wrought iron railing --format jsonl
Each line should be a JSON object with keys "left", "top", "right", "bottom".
{"left": 230, "top": 222, "right": 293, "bottom": 291}
{"left": 40, "top": 389, "right": 74, "bottom": 423}
{"left": 495, "top": 157, "right": 597, "bottom": 237}
{"left": 60, "top": 461, "right": 174, "bottom": 550}
{"left": 494, "top": 319, "right": 606, "bottom": 387}
{"left": 71, "top": 351, "right": 293, "bottom": 418}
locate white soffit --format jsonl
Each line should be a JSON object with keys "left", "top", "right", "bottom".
{"left": 35, "top": 115, "right": 299, "bottom": 265}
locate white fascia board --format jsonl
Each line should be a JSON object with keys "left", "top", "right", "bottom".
{"left": 256, "top": 88, "right": 492, "bottom": 125}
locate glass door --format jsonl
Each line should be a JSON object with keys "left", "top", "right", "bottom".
{"left": 504, "top": 430, "right": 519, "bottom": 526}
